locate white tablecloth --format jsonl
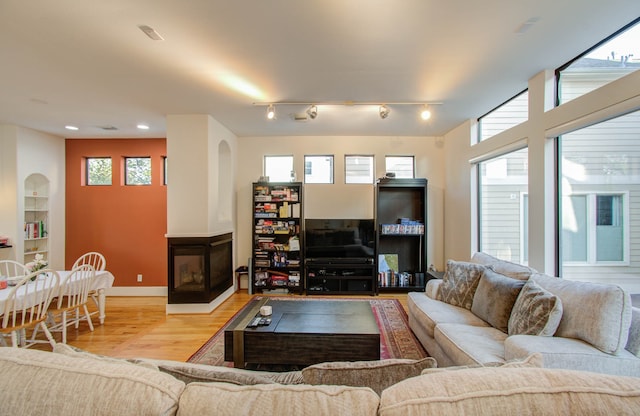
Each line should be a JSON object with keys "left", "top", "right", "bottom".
{"left": 0, "top": 270, "right": 115, "bottom": 324}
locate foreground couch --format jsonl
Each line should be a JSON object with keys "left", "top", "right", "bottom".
{"left": 408, "top": 252, "right": 640, "bottom": 376}
{"left": 1, "top": 346, "right": 640, "bottom": 415}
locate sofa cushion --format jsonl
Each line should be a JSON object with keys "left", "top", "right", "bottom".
{"left": 472, "top": 268, "right": 525, "bottom": 332}
{"left": 0, "top": 347, "right": 184, "bottom": 416}
{"left": 302, "top": 357, "right": 437, "bottom": 395}
{"left": 435, "top": 323, "right": 509, "bottom": 365}
{"left": 420, "top": 352, "right": 544, "bottom": 375}
{"left": 177, "top": 382, "right": 379, "bottom": 416}
{"left": 505, "top": 334, "right": 640, "bottom": 377}
{"left": 379, "top": 367, "right": 640, "bottom": 415}
{"left": 533, "top": 273, "right": 632, "bottom": 355}
{"left": 407, "top": 292, "right": 489, "bottom": 339}
{"left": 139, "top": 358, "right": 303, "bottom": 385}
{"left": 508, "top": 279, "right": 563, "bottom": 336}
{"left": 470, "top": 251, "right": 535, "bottom": 280}
{"left": 437, "top": 260, "right": 486, "bottom": 310}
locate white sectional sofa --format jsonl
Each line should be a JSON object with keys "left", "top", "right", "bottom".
{"left": 408, "top": 252, "right": 640, "bottom": 377}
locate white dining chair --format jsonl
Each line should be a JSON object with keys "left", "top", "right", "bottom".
{"left": 0, "top": 269, "right": 60, "bottom": 349}
{"left": 47, "top": 265, "right": 96, "bottom": 344}
{"left": 72, "top": 252, "right": 106, "bottom": 319}
{"left": 0, "top": 260, "right": 29, "bottom": 280}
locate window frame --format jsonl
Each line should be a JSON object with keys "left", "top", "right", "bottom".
{"left": 344, "top": 154, "right": 375, "bottom": 184}
{"left": 384, "top": 155, "right": 415, "bottom": 179}
{"left": 304, "top": 155, "right": 334, "bottom": 184}
{"left": 85, "top": 157, "right": 113, "bottom": 186}
{"left": 124, "top": 156, "right": 152, "bottom": 186}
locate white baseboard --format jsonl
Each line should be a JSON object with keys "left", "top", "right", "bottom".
{"left": 105, "top": 286, "right": 167, "bottom": 297}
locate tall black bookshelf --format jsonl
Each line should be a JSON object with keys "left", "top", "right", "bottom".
{"left": 375, "top": 178, "right": 428, "bottom": 292}
{"left": 251, "top": 182, "right": 304, "bottom": 294}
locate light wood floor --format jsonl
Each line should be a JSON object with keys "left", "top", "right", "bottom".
{"left": 36, "top": 290, "right": 409, "bottom": 362}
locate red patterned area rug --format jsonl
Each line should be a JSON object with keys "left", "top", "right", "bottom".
{"left": 188, "top": 296, "right": 428, "bottom": 367}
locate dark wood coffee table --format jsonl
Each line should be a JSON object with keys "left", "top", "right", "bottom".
{"left": 224, "top": 298, "right": 380, "bottom": 368}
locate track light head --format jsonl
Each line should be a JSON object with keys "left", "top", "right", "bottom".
{"left": 306, "top": 105, "right": 318, "bottom": 119}
{"left": 379, "top": 105, "right": 390, "bottom": 119}
{"left": 420, "top": 105, "right": 432, "bottom": 120}
{"left": 266, "top": 104, "right": 276, "bottom": 120}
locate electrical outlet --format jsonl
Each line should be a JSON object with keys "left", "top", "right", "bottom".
{"left": 137, "top": 274, "right": 143, "bottom": 282}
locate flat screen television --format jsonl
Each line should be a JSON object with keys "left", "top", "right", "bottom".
{"left": 304, "top": 219, "right": 375, "bottom": 260}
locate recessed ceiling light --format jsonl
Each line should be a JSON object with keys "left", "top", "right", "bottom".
{"left": 65, "top": 125, "right": 79, "bottom": 131}
{"left": 137, "top": 124, "right": 150, "bottom": 130}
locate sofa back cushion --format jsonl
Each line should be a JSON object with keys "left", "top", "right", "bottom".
{"left": 379, "top": 367, "right": 640, "bottom": 415}
{"left": 508, "top": 279, "right": 563, "bottom": 336}
{"left": 470, "top": 252, "right": 535, "bottom": 280}
{"left": 0, "top": 347, "right": 184, "bottom": 416}
{"left": 438, "top": 260, "right": 486, "bottom": 310}
{"left": 533, "top": 273, "right": 632, "bottom": 355}
{"left": 177, "top": 382, "right": 379, "bottom": 416}
{"left": 472, "top": 268, "right": 525, "bottom": 332}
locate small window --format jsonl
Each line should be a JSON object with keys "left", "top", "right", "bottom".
{"left": 125, "top": 157, "right": 152, "bottom": 185}
{"left": 264, "top": 155, "right": 294, "bottom": 182}
{"left": 86, "top": 157, "right": 112, "bottom": 186}
{"left": 557, "top": 20, "right": 640, "bottom": 105}
{"left": 478, "top": 90, "right": 528, "bottom": 142}
{"left": 385, "top": 156, "right": 414, "bottom": 178}
{"left": 304, "top": 155, "right": 334, "bottom": 184}
{"left": 345, "top": 155, "right": 374, "bottom": 184}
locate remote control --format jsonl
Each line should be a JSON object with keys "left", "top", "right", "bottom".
{"left": 247, "top": 316, "right": 262, "bottom": 328}
{"left": 259, "top": 317, "right": 272, "bottom": 326}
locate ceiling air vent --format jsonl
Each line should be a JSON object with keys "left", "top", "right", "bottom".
{"left": 98, "top": 126, "right": 119, "bottom": 131}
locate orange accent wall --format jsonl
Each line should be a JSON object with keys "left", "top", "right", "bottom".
{"left": 65, "top": 139, "right": 167, "bottom": 287}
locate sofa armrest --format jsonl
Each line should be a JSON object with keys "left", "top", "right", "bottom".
{"left": 425, "top": 279, "right": 442, "bottom": 299}
{"left": 505, "top": 334, "right": 640, "bottom": 377}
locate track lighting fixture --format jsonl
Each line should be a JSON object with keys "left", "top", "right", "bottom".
{"left": 420, "top": 105, "right": 432, "bottom": 120}
{"left": 266, "top": 104, "right": 276, "bottom": 120}
{"left": 254, "top": 101, "right": 441, "bottom": 122}
{"left": 379, "top": 105, "right": 390, "bottom": 119}
{"left": 306, "top": 105, "right": 318, "bottom": 119}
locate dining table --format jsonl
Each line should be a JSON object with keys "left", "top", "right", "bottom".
{"left": 0, "top": 270, "right": 115, "bottom": 325}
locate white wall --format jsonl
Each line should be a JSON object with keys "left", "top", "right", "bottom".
{"left": 0, "top": 125, "right": 65, "bottom": 269}
{"left": 443, "top": 69, "right": 640, "bottom": 290}
{"left": 236, "top": 136, "right": 446, "bottom": 270}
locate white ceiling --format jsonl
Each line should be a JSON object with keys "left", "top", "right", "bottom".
{"left": 1, "top": 1, "right": 638, "bottom": 139}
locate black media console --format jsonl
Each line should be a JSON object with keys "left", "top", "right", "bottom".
{"left": 305, "top": 257, "right": 376, "bottom": 296}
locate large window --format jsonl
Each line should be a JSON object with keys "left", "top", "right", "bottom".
{"left": 125, "top": 157, "right": 152, "bottom": 185}
{"left": 557, "top": 20, "right": 640, "bottom": 105}
{"left": 304, "top": 155, "right": 334, "bottom": 184}
{"left": 478, "top": 147, "right": 529, "bottom": 263}
{"left": 264, "top": 155, "right": 294, "bottom": 182}
{"left": 385, "top": 156, "right": 414, "bottom": 178}
{"left": 478, "top": 90, "right": 528, "bottom": 142}
{"left": 345, "top": 155, "right": 374, "bottom": 184}
{"left": 559, "top": 111, "right": 639, "bottom": 276}
{"left": 86, "top": 157, "right": 112, "bottom": 186}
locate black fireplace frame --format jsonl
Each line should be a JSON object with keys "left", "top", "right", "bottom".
{"left": 168, "top": 233, "right": 233, "bottom": 304}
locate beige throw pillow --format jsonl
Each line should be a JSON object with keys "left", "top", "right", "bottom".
{"left": 302, "top": 357, "right": 437, "bottom": 395}
{"left": 471, "top": 269, "right": 525, "bottom": 333}
{"left": 508, "top": 280, "right": 563, "bottom": 336}
{"left": 437, "top": 260, "right": 486, "bottom": 310}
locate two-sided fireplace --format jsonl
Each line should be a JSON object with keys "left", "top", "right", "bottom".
{"left": 167, "top": 233, "right": 233, "bottom": 304}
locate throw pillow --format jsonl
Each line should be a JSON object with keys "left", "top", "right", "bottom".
{"left": 301, "top": 357, "right": 437, "bottom": 395}
{"left": 437, "top": 260, "right": 486, "bottom": 310}
{"left": 471, "top": 268, "right": 525, "bottom": 333}
{"left": 508, "top": 280, "right": 563, "bottom": 336}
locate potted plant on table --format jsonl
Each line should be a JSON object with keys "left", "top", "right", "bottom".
{"left": 26, "top": 253, "right": 48, "bottom": 280}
